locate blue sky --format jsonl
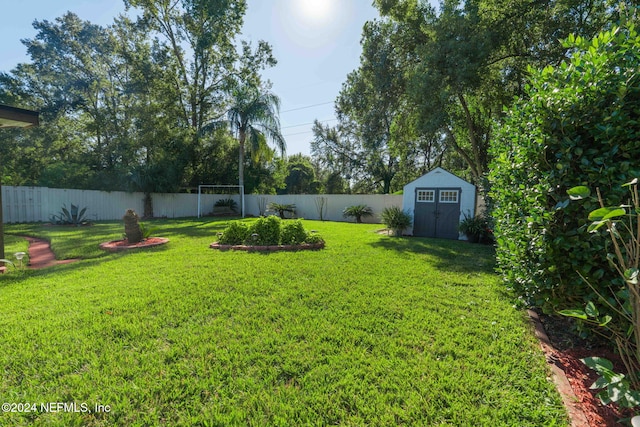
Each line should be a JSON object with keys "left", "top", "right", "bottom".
{"left": 0, "top": 0, "right": 383, "bottom": 156}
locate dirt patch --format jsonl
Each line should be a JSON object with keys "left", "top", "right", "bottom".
{"left": 99, "top": 237, "right": 169, "bottom": 252}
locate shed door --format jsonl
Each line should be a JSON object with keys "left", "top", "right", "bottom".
{"left": 413, "top": 188, "right": 461, "bottom": 239}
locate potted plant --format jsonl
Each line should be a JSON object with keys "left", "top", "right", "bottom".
{"left": 380, "top": 206, "right": 412, "bottom": 236}
{"left": 458, "top": 214, "right": 487, "bottom": 243}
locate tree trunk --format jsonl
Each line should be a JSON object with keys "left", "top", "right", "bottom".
{"left": 123, "top": 209, "right": 143, "bottom": 244}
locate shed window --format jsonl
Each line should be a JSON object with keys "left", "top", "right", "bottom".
{"left": 417, "top": 190, "right": 435, "bottom": 202}
{"left": 439, "top": 190, "right": 459, "bottom": 203}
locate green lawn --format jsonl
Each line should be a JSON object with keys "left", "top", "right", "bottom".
{"left": 0, "top": 219, "right": 568, "bottom": 426}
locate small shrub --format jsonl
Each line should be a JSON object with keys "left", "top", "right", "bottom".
{"left": 305, "top": 233, "right": 324, "bottom": 245}
{"left": 218, "top": 221, "right": 249, "bottom": 245}
{"left": 247, "top": 216, "right": 282, "bottom": 245}
{"left": 139, "top": 223, "right": 158, "bottom": 240}
{"left": 380, "top": 206, "right": 412, "bottom": 236}
{"left": 342, "top": 205, "right": 373, "bottom": 223}
{"left": 281, "top": 220, "right": 309, "bottom": 245}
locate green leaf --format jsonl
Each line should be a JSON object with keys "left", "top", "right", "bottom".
{"left": 588, "top": 207, "right": 626, "bottom": 221}
{"left": 558, "top": 309, "right": 587, "bottom": 320}
{"left": 624, "top": 268, "right": 638, "bottom": 283}
{"left": 598, "top": 315, "right": 612, "bottom": 327}
{"left": 585, "top": 301, "right": 599, "bottom": 318}
{"left": 587, "top": 221, "right": 608, "bottom": 233}
{"left": 567, "top": 186, "right": 591, "bottom": 200}
{"left": 582, "top": 356, "right": 614, "bottom": 372}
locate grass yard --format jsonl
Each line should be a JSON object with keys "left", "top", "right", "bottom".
{"left": 0, "top": 219, "right": 568, "bottom": 426}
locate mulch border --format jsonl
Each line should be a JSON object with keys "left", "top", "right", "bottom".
{"left": 99, "top": 237, "right": 169, "bottom": 252}
{"left": 528, "top": 309, "right": 591, "bottom": 427}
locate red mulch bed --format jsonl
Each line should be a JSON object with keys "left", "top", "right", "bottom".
{"left": 539, "top": 313, "right": 636, "bottom": 426}
{"left": 99, "top": 237, "right": 169, "bottom": 252}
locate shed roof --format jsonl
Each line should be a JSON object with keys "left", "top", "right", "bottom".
{"left": 404, "top": 167, "right": 474, "bottom": 189}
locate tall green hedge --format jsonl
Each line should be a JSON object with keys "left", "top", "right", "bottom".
{"left": 489, "top": 24, "right": 640, "bottom": 313}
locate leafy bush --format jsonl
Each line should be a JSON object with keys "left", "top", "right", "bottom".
{"left": 214, "top": 198, "right": 238, "bottom": 213}
{"left": 380, "top": 206, "right": 412, "bottom": 236}
{"left": 305, "top": 233, "right": 324, "bottom": 245}
{"left": 281, "top": 220, "right": 309, "bottom": 245}
{"left": 50, "top": 203, "right": 88, "bottom": 226}
{"left": 218, "top": 221, "right": 249, "bottom": 245}
{"left": 247, "top": 216, "right": 282, "bottom": 245}
{"left": 489, "top": 24, "right": 640, "bottom": 312}
{"left": 342, "top": 205, "right": 373, "bottom": 223}
{"left": 217, "top": 217, "right": 324, "bottom": 247}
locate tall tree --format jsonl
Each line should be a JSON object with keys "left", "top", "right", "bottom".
{"left": 222, "top": 83, "right": 285, "bottom": 195}
{"left": 313, "top": 19, "right": 443, "bottom": 193}
{"left": 124, "top": 0, "right": 276, "bottom": 183}
{"left": 372, "top": 0, "right": 632, "bottom": 188}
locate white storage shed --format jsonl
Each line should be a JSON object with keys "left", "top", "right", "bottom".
{"left": 402, "top": 167, "right": 476, "bottom": 239}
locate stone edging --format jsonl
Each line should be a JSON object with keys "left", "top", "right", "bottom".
{"left": 527, "top": 309, "right": 590, "bottom": 427}
{"left": 209, "top": 242, "right": 325, "bottom": 252}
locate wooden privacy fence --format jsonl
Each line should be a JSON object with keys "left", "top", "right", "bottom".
{"left": 1, "top": 185, "right": 402, "bottom": 224}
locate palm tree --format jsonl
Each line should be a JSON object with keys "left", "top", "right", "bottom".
{"left": 226, "top": 84, "right": 286, "bottom": 197}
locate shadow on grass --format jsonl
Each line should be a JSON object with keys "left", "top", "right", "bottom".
{"left": 368, "top": 235, "right": 497, "bottom": 274}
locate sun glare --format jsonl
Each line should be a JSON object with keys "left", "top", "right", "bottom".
{"left": 294, "top": 0, "right": 336, "bottom": 26}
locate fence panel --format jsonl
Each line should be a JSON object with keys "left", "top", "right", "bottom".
{"left": 1, "top": 185, "right": 402, "bottom": 224}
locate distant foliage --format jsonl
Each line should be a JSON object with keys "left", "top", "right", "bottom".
{"left": 489, "top": 24, "right": 640, "bottom": 312}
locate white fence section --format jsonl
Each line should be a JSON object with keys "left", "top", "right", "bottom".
{"left": 1, "top": 185, "right": 402, "bottom": 224}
